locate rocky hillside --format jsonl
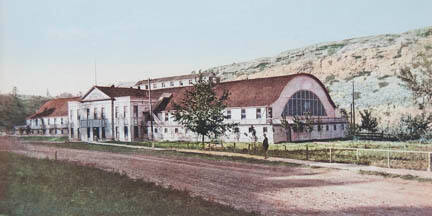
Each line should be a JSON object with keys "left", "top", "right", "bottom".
{"left": 204, "top": 27, "right": 432, "bottom": 130}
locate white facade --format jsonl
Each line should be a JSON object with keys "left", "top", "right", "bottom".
{"left": 68, "top": 74, "right": 347, "bottom": 144}
{"left": 68, "top": 87, "right": 153, "bottom": 142}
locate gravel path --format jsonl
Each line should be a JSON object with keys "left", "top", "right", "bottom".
{"left": 2, "top": 137, "right": 432, "bottom": 216}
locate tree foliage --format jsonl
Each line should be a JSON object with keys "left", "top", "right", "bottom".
{"left": 173, "top": 73, "right": 237, "bottom": 144}
{"left": 359, "top": 109, "right": 378, "bottom": 132}
{"left": 398, "top": 48, "right": 432, "bottom": 108}
{"left": 0, "top": 88, "right": 49, "bottom": 131}
{"left": 281, "top": 112, "right": 314, "bottom": 133}
{"left": 395, "top": 113, "right": 432, "bottom": 140}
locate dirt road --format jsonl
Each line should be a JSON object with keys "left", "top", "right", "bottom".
{"left": 2, "top": 137, "right": 432, "bottom": 216}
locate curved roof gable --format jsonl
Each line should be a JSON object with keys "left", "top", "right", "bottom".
{"left": 163, "top": 73, "right": 335, "bottom": 111}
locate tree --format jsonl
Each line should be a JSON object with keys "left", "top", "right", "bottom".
{"left": 396, "top": 113, "right": 432, "bottom": 140}
{"left": 173, "top": 73, "right": 237, "bottom": 144}
{"left": 398, "top": 48, "right": 432, "bottom": 109}
{"left": 359, "top": 109, "right": 378, "bottom": 133}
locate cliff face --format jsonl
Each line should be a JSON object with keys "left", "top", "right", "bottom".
{"left": 204, "top": 27, "right": 432, "bottom": 129}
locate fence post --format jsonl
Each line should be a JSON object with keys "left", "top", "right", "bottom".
{"left": 356, "top": 149, "right": 359, "bottom": 163}
{"left": 233, "top": 143, "right": 236, "bottom": 152}
{"left": 329, "top": 147, "right": 332, "bottom": 163}
{"left": 284, "top": 145, "right": 287, "bottom": 151}
{"left": 387, "top": 149, "right": 390, "bottom": 168}
{"left": 306, "top": 144, "right": 309, "bottom": 160}
{"left": 428, "top": 153, "right": 431, "bottom": 172}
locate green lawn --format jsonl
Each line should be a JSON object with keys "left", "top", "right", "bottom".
{"left": 0, "top": 152, "right": 259, "bottom": 216}
{"left": 18, "top": 136, "right": 68, "bottom": 142}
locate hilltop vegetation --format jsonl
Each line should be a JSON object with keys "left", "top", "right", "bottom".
{"left": 203, "top": 26, "right": 432, "bottom": 130}
{"left": 0, "top": 92, "right": 49, "bottom": 130}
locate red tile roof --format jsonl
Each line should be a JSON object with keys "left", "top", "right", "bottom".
{"left": 28, "top": 97, "right": 80, "bottom": 119}
{"left": 80, "top": 86, "right": 149, "bottom": 100}
{"left": 94, "top": 86, "right": 148, "bottom": 98}
{"left": 162, "top": 73, "right": 335, "bottom": 111}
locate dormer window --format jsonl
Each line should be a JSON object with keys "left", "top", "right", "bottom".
{"left": 170, "top": 81, "right": 174, "bottom": 87}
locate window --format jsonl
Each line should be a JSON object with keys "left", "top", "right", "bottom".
{"left": 154, "top": 128, "right": 158, "bottom": 133}
{"left": 54, "top": 118, "right": 57, "bottom": 124}
{"left": 102, "top": 127, "right": 106, "bottom": 139}
{"left": 61, "top": 118, "right": 64, "bottom": 124}
{"left": 133, "top": 105, "right": 138, "bottom": 118}
{"left": 48, "top": 118, "right": 50, "bottom": 125}
{"left": 283, "top": 90, "right": 327, "bottom": 116}
{"left": 334, "top": 124, "right": 337, "bottom": 131}
{"left": 165, "top": 112, "right": 169, "bottom": 121}
{"left": 123, "top": 106, "right": 127, "bottom": 118}
{"left": 86, "top": 108, "right": 90, "bottom": 119}
{"left": 170, "top": 81, "right": 174, "bottom": 87}
{"left": 256, "top": 108, "right": 262, "bottom": 119}
{"left": 115, "top": 106, "right": 119, "bottom": 118}
{"left": 263, "top": 127, "right": 268, "bottom": 133}
{"left": 268, "top": 107, "right": 273, "bottom": 118}
{"left": 234, "top": 127, "right": 240, "bottom": 133}
{"left": 94, "top": 108, "right": 97, "bottom": 119}
{"left": 134, "top": 126, "right": 139, "bottom": 138}
{"left": 153, "top": 83, "right": 157, "bottom": 89}
{"left": 241, "top": 109, "right": 246, "bottom": 119}
{"left": 189, "top": 79, "right": 193, "bottom": 84}
{"left": 226, "top": 110, "right": 231, "bottom": 119}
{"left": 70, "top": 128, "right": 74, "bottom": 136}
{"left": 326, "top": 125, "right": 329, "bottom": 131}
{"left": 124, "top": 126, "right": 128, "bottom": 138}
{"left": 162, "top": 83, "right": 166, "bottom": 88}
{"left": 115, "top": 127, "right": 119, "bottom": 139}
{"left": 101, "top": 107, "right": 105, "bottom": 119}
{"left": 145, "top": 85, "right": 149, "bottom": 90}
{"left": 341, "top": 124, "right": 345, "bottom": 130}
{"left": 164, "top": 128, "right": 168, "bottom": 133}
{"left": 70, "top": 110, "right": 73, "bottom": 120}
{"left": 179, "top": 81, "right": 183, "bottom": 86}
{"left": 175, "top": 128, "right": 178, "bottom": 133}
{"left": 77, "top": 110, "right": 80, "bottom": 120}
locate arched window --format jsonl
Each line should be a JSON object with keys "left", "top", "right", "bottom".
{"left": 282, "top": 90, "right": 327, "bottom": 116}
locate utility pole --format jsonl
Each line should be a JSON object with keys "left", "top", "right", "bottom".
{"left": 94, "top": 59, "right": 97, "bottom": 86}
{"left": 148, "top": 78, "right": 154, "bottom": 147}
{"left": 352, "top": 80, "right": 356, "bottom": 134}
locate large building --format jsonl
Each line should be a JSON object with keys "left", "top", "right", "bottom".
{"left": 25, "top": 97, "right": 80, "bottom": 135}
{"left": 69, "top": 73, "right": 347, "bottom": 143}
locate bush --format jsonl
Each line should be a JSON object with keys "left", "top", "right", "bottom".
{"left": 393, "top": 113, "right": 432, "bottom": 141}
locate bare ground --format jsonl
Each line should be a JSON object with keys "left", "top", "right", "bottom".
{"left": 1, "top": 137, "right": 432, "bottom": 216}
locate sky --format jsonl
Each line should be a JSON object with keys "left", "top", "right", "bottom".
{"left": 1, "top": 0, "right": 432, "bottom": 96}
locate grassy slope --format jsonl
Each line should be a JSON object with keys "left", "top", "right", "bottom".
{"left": 0, "top": 152, "right": 258, "bottom": 216}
